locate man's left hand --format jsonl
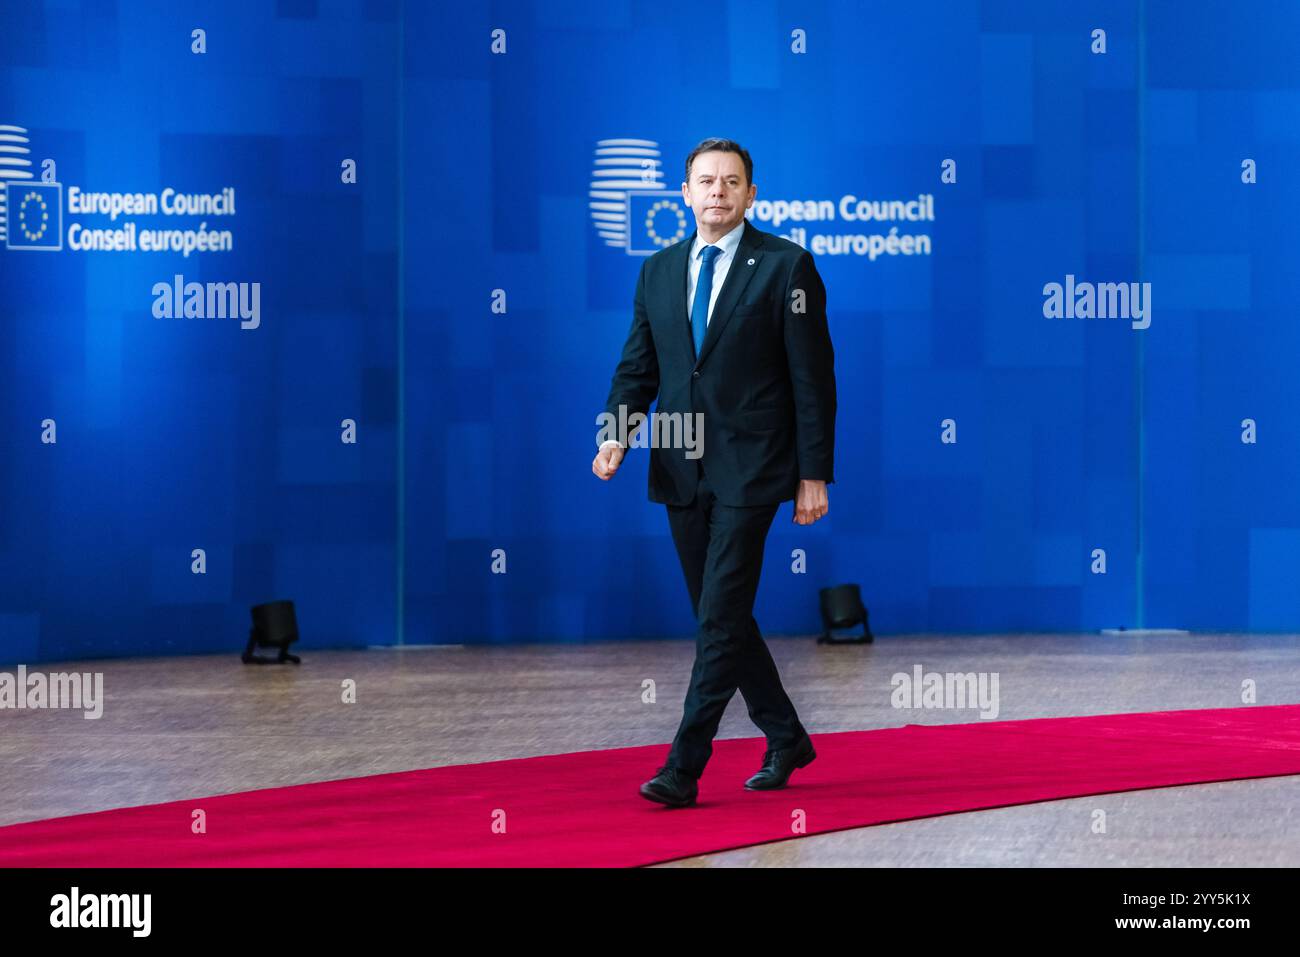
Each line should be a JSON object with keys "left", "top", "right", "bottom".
{"left": 793, "top": 479, "right": 829, "bottom": 525}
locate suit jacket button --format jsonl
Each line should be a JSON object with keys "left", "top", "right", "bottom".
{"left": 692, "top": 371, "right": 700, "bottom": 378}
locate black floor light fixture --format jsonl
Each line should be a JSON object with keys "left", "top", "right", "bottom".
{"left": 243, "top": 599, "right": 302, "bottom": 664}
{"left": 817, "top": 584, "right": 873, "bottom": 644}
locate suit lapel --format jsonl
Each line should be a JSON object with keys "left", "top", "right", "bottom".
{"left": 668, "top": 228, "right": 695, "bottom": 363}
{"left": 695, "top": 219, "right": 764, "bottom": 367}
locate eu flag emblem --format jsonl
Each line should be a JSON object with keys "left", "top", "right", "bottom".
{"left": 4, "top": 181, "right": 62, "bottom": 251}
{"left": 626, "top": 190, "right": 687, "bottom": 256}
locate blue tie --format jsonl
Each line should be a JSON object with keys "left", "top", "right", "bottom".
{"left": 691, "top": 244, "right": 721, "bottom": 359}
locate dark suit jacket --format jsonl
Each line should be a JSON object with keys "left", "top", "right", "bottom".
{"left": 604, "top": 217, "right": 836, "bottom": 507}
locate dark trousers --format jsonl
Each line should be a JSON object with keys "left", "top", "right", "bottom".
{"left": 664, "top": 467, "right": 808, "bottom": 778}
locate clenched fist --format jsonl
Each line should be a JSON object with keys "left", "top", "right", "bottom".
{"left": 793, "top": 479, "right": 829, "bottom": 525}
{"left": 592, "top": 443, "right": 625, "bottom": 480}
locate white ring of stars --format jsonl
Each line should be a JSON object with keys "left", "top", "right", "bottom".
{"left": 17, "top": 190, "right": 50, "bottom": 243}
{"left": 644, "top": 199, "right": 686, "bottom": 248}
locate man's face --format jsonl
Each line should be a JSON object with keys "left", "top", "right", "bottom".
{"left": 682, "top": 150, "right": 755, "bottom": 237}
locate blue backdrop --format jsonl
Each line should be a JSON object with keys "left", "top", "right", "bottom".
{"left": 1, "top": 0, "right": 1297, "bottom": 664}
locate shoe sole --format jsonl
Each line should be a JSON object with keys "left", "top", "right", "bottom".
{"left": 744, "top": 746, "right": 817, "bottom": 790}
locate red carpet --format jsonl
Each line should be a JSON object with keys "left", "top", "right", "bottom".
{"left": 2, "top": 703, "right": 1299, "bottom": 867}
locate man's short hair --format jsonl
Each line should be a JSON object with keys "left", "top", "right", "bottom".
{"left": 684, "top": 138, "right": 753, "bottom": 187}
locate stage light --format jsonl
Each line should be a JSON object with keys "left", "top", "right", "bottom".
{"left": 817, "top": 584, "right": 873, "bottom": 644}
{"left": 243, "top": 600, "right": 302, "bottom": 665}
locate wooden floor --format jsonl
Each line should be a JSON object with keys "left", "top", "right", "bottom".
{"left": 2, "top": 632, "right": 1298, "bottom": 866}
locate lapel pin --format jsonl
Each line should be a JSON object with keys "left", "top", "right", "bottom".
{"left": 747, "top": 258, "right": 755, "bottom": 265}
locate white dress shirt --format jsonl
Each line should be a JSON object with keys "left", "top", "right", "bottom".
{"left": 601, "top": 220, "right": 746, "bottom": 451}
{"left": 685, "top": 218, "right": 745, "bottom": 327}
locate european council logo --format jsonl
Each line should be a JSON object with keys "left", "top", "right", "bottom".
{"left": 588, "top": 138, "right": 686, "bottom": 256}
{"left": 1, "top": 124, "right": 61, "bottom": 252}
{"left": 4, "top": 182, "right": 62, "bottom": 251}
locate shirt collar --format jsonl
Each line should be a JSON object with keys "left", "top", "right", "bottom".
{"left": 691, "top": 218, "right": 745, "bottom": 262}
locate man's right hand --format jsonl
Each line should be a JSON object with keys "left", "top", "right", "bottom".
{"left": 592, "top": 442, "right": 625, "bottom": 480}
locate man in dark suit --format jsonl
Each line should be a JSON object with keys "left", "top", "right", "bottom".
{"left": 593, "top": 138, "right": 836, "bottom": 808}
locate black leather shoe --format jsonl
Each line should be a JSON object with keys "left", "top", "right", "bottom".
{"left": 744, "top": 736, "right": 816, "bottom": 790}
{"left": 639, "top": 765, "right": 698, "bottom": 807}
